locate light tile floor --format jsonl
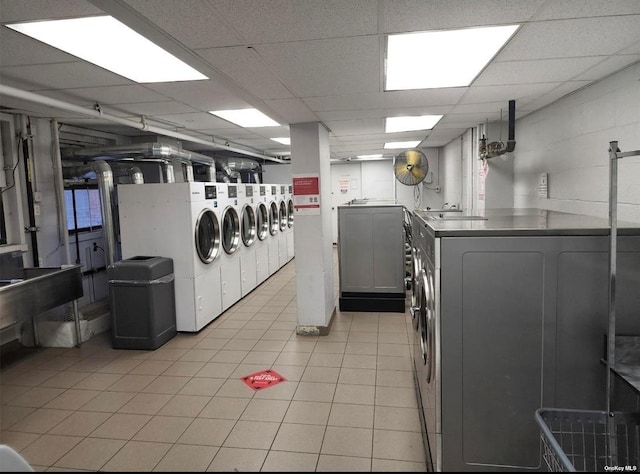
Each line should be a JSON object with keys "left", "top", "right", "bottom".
{"left": 0, "top": 256, "right": 426, "bottom": 471}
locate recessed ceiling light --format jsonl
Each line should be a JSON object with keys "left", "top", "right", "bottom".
{"left": 385, "top": 115, "right": 443, "bottom": 133}
{"left": 384, "top": 141, "right": 421, "bottom": 149}
{"left": 385, "top": 24, "right": 519, "bottom": 90}
{"left": 209, "top": 109, "right": 279, "bottom": 127}
{"left": 271, "top": 137, "right": 291, "bottom": 145}
{"left": 357, "top": 154, "right": 383, "bottom": 159}
{"left": 6, "top": 15, "right": 208, "bottom": 83}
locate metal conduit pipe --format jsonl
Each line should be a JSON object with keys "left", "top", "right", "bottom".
{"left": 162, "top": 161, "right": 175, "bottom": 183}
{"left": 0, "top": 85, "right": 289, "bottom": 164}
{"left": 109, "top": 163, "right": 145, "bottom": 184}
{"left": 182, "top": 162, "right": 194, "bottom": 182}
{"left": 205, "top": 165, "right": 216, "bottom": 182}
{"left": 62, "top": 162, "right": 117, "bottom": 266}
{"left": 252, "top": 172, "right": 261, "bottom": 184}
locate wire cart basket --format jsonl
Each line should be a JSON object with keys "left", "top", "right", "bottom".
{"left": 535, "top": 408, "right": 640, "bottom": 472}
{"left": 535, "top": 142, "right": 640, "bottom": 472}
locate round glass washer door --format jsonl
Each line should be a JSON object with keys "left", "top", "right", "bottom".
{"left": 241, "top": 204, "right": 256, "bottom": 247}
{"left": 279, "top": 201, "right": 287, "bottom": 231}
{"left": 256, "top": 203, "right": 269, "bottom": 241}
{"left": 195, "top": 208, "right": 220, "bottom": 263}
{"left": 221, "top": 206, "right": 240, "bottom": 254}
{"left": 269, "top": 202, "right": 279, "bottom": 236}
{"left": 287, "top": 199, "right": 294, "bottom": 227}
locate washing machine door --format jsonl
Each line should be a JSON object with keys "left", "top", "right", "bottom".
{"left": 269, "top": 202, "right": 279, "bottom": 236}
{"left": 287, "top": 199, "right": 294, "bottom": 228}
{"left": 410, "top": 247, "right": 421, "bottom": 332}
{"left": 279, "top": 201, "right": 287, "bottom": 231}
{"left": 241, "top": 204, "right": 256, "bottom": 247}
{"left": 195, "top": 208, "right": 220, "bottom": 263}
{"left": 221, "top": 206, "right": 240, "bottom": 254}
{"left": 422, "top": 267, "right": 436, "bottom": 384}
{"left": 256, "top": 203, "right": 269, "bottom": 241}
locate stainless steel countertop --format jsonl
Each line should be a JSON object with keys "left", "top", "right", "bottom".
{"left": 611, "top": 336, "right": 640, "bottom": 395}
{"left": 413, "top": 208, "right": 640, "bottom": 237}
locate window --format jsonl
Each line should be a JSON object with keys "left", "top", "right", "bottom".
{"left": 65, "top": 187, "right": 103, "bottom": 233}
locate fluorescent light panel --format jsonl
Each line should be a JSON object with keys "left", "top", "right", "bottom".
{"left": 386, "top": 24, "right": 519, "bottom": 90}
{"left": 7, "top": 16, "right": 208, "bottom": 83}
{"left": 384, "top": 141, "right": 421, "bottom": 149}
{"left": 271, "top": 137, "right": 291, "bottom": 145}
{"left": 357, "top": 154, "right": 383, "bottom": 159}
{"left": 209, "top": 109, "right": 279, "bottom": 127}
{"left": 385, "top": 115, "right": 442, "bottom": 133}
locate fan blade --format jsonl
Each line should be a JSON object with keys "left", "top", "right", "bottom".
{"left": 405, "top": 150, "right": 421, "bottom": 166}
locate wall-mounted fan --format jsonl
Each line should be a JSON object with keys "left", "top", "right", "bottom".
{"left": 394, "top": 149, "right": 429, "bottom": 186}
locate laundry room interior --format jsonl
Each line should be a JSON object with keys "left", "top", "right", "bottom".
{"left": 1, "top": 1, "right": 640, "bottom": 472}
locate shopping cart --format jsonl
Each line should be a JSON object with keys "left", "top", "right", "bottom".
{"left": 535, "top": 408, "right": 640, "bottom": 472}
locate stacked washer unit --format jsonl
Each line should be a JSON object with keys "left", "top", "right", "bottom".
{"left": 218, "top": 183, "right": 242, "bottom": 311}
{"left": 254, "top": 184, "right": 271, "bottom": 285}
{"left": 237, "top": 183, "right": 258, "bottom": 297}
{"left": 267, "top": 184, "right": 281, "bottom": 275}
{"left": 284, "top": 184, "right": 295, "bottom": 262}
{"left": 118, "top": 181, "right": 223, "bottom": 332}
{"left": 277, "top": 184, "right": 289, "bottom": 267}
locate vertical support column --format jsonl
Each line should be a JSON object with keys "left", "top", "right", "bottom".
{"left": 290, "top": 122, "right": 335, "bottom": 335}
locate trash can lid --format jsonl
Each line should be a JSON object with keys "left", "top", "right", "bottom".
{"left": 107, "top": 256, "right": 173, "bottom": 280}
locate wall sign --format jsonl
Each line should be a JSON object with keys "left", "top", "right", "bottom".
{"left": 293, "top": 173, "right": 320, "bottom": 215}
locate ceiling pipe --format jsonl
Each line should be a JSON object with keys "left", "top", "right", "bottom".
{"left": 108, "top": 162, "right": 145, "bottom": 184}
{"left": 0, "top": 84, "right": 289, "bottom": 164}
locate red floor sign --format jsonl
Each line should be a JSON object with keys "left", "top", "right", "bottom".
{"left": 241, "top": 369, "right": 287, "bottom": 391}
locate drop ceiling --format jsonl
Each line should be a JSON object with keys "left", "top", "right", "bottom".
{"left": 0, "top": 0, "right": 639, "bottom": 161}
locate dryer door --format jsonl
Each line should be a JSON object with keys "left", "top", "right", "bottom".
{"left": 269, "top": 202, "right": 279, "bottom": 236}
{"left": 287, "top": 199, "right": 294, "bottom": 227}
{"left": 256, "top": 203, "right": 269, "bottom": 241}
{"left": 241, "top": 204, "right": 256, "bottom": 247}
{"left": 222, "top": 206, "right": 240, "bottom": 254}
{"left": 279, "top": 201, "right": 287, "bottom": 231}
{"left": 195, "top": 208, "right": 220, "bottom": 263}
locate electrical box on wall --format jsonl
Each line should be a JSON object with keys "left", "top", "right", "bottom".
{"left": 538, "top": 173, "right": 548, "bottom": 199}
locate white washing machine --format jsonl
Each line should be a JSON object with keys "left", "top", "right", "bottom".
{"left": 238, "top": 183, "right": 257, "bottom": 297}
{"left": 218, "top": 183, "right": 242, "bottom": 311}
{"left": 118, "top": 181, "right": 223, "bottom": 332}
{"left": 254, "top": 184, "right": 270, "bottom": 285}
{"left": 267, "top": 184, "right": 281, "bottom": 275}
{"left": 284, "top": 183, "right": 295, "bottom": 262}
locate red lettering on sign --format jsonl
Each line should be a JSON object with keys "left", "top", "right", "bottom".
{"left": 241, "top": 369, "right": 287, "bottom": 391}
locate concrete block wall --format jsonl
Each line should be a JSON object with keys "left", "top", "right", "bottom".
{"left": 513, "top": 62, "right": 640, "bottom": 222}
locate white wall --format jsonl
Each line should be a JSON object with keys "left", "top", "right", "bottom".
{"left": 441, "top": 136, "right": 464, "bottom": 209}
{"left": 513, "top": 62, "right": 640, "bottom": 222}
{"left": 262, "top": 163, "right": 292, "bottom": 184}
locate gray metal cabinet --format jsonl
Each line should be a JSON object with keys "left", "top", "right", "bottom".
{"left": 337, "top": 203, "right": 405, "bottom": 312}
{"left": 439, "top": 234, "right": 640, "bottom": 471}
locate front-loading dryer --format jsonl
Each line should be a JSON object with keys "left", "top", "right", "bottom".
{"left": 218, "top": 183, "right": 242, "bottom": 311}
{"left": 254, "top": 184, "right": 270, "bottom": 285}
{"left": 118, "top": 181, "right": 223, "bottom": 332}
{"left": 238, "top": 183, "right": 257, "bottom": 297}
{"left": 266, "top": 184, "right": 281, "bottom": 276}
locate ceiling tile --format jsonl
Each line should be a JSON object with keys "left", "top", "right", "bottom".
{"left": 518, "top": 81, "right": 593, "bottom": 112}
{"left": 381, "top": 0, "right": 544, "bottom": 33}
{"left": 123, "top": 0, "right": 244, "bottom": 48}
{"left": 0, "top": 0, "right": 101, "bottom": 22}
{"left": 459, "top": 83, "right": 563, "bottom": 105}
{"left": 151, "top": 111, "right": 240, "bottom": 130}
{"left": 255, "top": 36, "right": 380, "bottom": 97}
{"left": 37, "top": 85, "right": 169, "bottom": 106}
{"left": 304, "top": 88, "right": 466, "bottom": 112}
{"left": 108, "top": 101, "right": 199, "bottom": 116}
{"left": 0, "top": 95, "right": 82, "bottom": 118}
{"left": 210, "top": 0, "right": 378, "bottom": 43}
{"left": 315, "top": 106, "right": 455, "bottom": 122}
{"left": 146, "top": 80, "right": 250, "bottom": 111}
{"left": 263, "top": 98, "right": 319, "bottom": 123}
{"left": 573, "top": 55, "right": 640, "bottom": 81}
{"left": 324, "top": 118, "right": 384, "bottom": 136}
{"left": 0, "top": 62, "right": 131, "bottom": 90}
{"left": 499, "top": 16, "right": 640, "bottom": 61}
{"left": 474, "top": 57, "right": 605, "bottom": 86}
{"left": 0, "top": 28, "right": 76, "bottom": 66}
{"left": 533, "top": 0, "right": 640, "bottom": 20}
{"left": 196, "top": 46, "right": 294, "bottom": 100}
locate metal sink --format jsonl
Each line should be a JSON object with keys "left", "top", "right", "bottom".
{"left": 427, "top": 213, "right": 488, "bottom": 221}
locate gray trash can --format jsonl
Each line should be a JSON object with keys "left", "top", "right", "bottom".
{"left": 108, "top": 256, "right": 177, "bottom": 350}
